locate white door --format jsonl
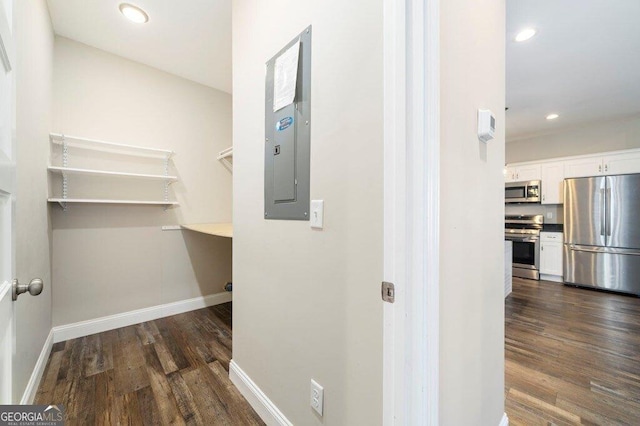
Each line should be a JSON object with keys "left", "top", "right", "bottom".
{"left": 0, "top": 0, "right": 15, "bottom": 404}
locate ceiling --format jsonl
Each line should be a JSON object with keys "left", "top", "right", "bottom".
{"left": 46, "top": 0, "right": 231, "bottom": 93}
{"left": 506, "top": 1, "right": 640, "bottom": 141}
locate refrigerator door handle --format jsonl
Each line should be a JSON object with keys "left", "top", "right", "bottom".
{"left": 569, "top": 244, "right": 640, "bottom": 256}
{"left": 606, "top": 187, "right": 612, "bottom": 237}
{"left": 600, "top": 188, "right": 606, "bottom": 237}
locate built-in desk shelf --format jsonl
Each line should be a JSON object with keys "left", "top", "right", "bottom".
{"left": 181, "top": 223, "right": 233, "bottom": 238}
{"left": 48, "top": 133, "right": 178, "bottom": 210}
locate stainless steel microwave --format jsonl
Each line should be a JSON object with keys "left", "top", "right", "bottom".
{"left": 505, "top": 180, "right": 541, "bottom": 204}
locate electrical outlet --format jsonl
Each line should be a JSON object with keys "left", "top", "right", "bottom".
{"left": 310, "top": 379, "right": 324, "bottom": 416}
{"left": 546, "top": 212, "right": 553, "bottom": 220}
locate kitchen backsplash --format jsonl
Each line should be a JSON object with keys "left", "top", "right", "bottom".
{"left": 505, "top": 203, "right": 563, "bottom": 224}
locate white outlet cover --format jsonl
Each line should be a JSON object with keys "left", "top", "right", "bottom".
{"left": 310, "top": 379, "right": 324, "bottom": 416}
{"left": 310, "top": 200, "right": 324, "bottom": 229}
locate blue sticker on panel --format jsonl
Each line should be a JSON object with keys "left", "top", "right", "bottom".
{"left": 276, "top": 116, "right": 294, "bottom": 131}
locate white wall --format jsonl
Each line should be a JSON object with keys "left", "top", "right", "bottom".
{"left": 506, "top": 114, "right": 640, "bottom": 163}
{"left": 51, "top": 37, "right": 233, "bottom": 326}
{"left": 439, "top": 0, "right": 506, "bottom": 424}
{"left": 232, "top": 1, "right": 383, "bottom": 424}
{"left": 14, "top": 0, "right": 53, "bottom": 402}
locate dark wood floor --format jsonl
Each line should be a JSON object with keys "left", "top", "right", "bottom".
{"left": 506, "top": 278, "right": 640, "bottom": 425}
{"left": 35, "top": 303, "right": 264, "bottom": 425}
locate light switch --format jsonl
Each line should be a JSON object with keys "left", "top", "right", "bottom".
{"left": 310, "top": 200, "right": 324, "bottom": 229}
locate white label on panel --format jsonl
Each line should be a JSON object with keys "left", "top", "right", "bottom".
{"left": 273, "top": 40, "right": 300, "bottom": 112}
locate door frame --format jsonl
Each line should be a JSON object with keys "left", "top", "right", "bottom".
{"left": 0, "top": 0, "right": 15, "bottom": 404}
{"left": 382, "top": 0, "right": 440, "bottom": 424}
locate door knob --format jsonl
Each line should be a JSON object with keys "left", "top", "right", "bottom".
{"left": 12, "top": 278, "right": 44, "bottom": 301}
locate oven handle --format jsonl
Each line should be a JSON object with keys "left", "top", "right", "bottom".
{"left": 506, "top": 237, "right": 538, "bottom": 243}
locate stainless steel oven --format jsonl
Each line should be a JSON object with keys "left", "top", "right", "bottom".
{"left": 505, "top": 180, "right": 541, "bottom": 204}
{"left": 505, "top": 215, "right": 543, "bottom": 280}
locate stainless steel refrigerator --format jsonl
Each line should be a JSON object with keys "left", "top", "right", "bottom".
{"left": 564, "top": 174, "right": 640, "bottom": 295}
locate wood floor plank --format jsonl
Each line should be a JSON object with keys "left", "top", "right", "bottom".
{"left": 94, "top": 370, "right": 119, "bottom": 426}
{"left": 208, "top": 361, "right": 265, "bottom": 425}
{"left": 34, "top": 350, "right": 63, "bottom": 404}
{"left": 156, "top": 317, "right": 192, "bottom": 371}
{"left": 118, "top": 391, "right": 145, "bottom": 426}
{"left": 113, "top": 325, "right": 150, "bottom": 395}
{"left": 83, "top": 333, "right": 113, "bottom": 378}
{"left": 51, "top": 341, "right": 66, "bottom": 353}
{"left": 163, "top": 316, "right": 207, "bottom": 368}
{"left": 142, "top": 343, "right": 186, "bottom": 425}
{"left": 506, "top": 278, "right": 640, "bottom": 425}
{"left": 136, "top": 385, "right": 164, "bottom": 426}
{"left": 35, "top": 303, "right": 263, "bottom": 425}
{"left": 181, "top": 366, "right": 233, "bottom": 425}
{"left": 72, "top": 373, "right": 96, "bottom": 426}
{"left": 166, "top": 371, "right": 205, "bottom": 426}
{"left": 152, "top": 335, "right": 181, "bottom": 375}
{"left": 136, "top": 321, "right": 158, "bottom": 346}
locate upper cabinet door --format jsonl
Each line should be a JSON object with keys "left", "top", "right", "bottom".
{"left": 541, "top": 162, "right": 565, "bottom": 204}
{"left": 564, "top": 157, "right": 603, "bottom": 178}
{"left": 505, "top": 164, "right": 540, "bottom": 182}
{"left": 515, "top": 164, "right": 541, "bottom": 182}
{"left": 602, "top": 152, "right": 640, "bottom": 176}
{"left": 504, "top": 166, "right": 516, "bottom": 182}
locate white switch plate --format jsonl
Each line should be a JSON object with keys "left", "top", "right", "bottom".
{"left": 546, "top": 212, "right": 553, "bottom": 219}
{"left": 310, "top": 379, "right": 324, "bottom": 416}
{"left": 310, "top": 200, "right": 324, "bottom": 229}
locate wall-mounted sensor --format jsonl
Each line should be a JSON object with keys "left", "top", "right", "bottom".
{"left": 477, "top": 109, "right": 496, "bottom": 143}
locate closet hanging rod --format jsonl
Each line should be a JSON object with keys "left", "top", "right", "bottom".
{"left": 50, "top": 133, "right": 174, "bottom": 158}
{"left": 217, "top": 146, "right": 233, "bottom": 160}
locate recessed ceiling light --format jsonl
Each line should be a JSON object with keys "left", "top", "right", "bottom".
{"left": 546, "top": 113, "right": 559, "bottom": 120}
{"left": 515, "top": 28, "right": 536, "bottom": 42}
{"left": 119, "top": 3, "right": 149, "bottom": 24}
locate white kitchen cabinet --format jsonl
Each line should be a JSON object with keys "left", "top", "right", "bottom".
{"left": 563, "top": 156, "right": 603, "bottom": 178}
{"left": 602, "top": 151, "right": 640, "bottom": 175}
{"left": 563, "top": 150, "right": 640, "bottom": 178}
{"left": 540, "top": 232, "right": 563, "bottom": 281}
{"left": 504, "top": 164, "right": 541, "bottom": 182}
{"left": 540, "top": 162, "right": 565, "bottom": 204}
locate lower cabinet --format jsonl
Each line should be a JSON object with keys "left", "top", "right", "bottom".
{"left": 540, "top": 232, "right": 563, "bottom": 282}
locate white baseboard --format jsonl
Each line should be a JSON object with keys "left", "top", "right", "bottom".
{"left": 540, "top": 274, "right": 563, "bottom": 283}
{"left": 52, "top": 292, "right": 232, "bottom": 343}
{"left": 229, "top": 360, "right": 292, "bottom": 426}
{"left": 20, "top": 329, "right": 53, "bottom": 404}
{"left": 499, "top": 412, "right": 509, "bottom": 426}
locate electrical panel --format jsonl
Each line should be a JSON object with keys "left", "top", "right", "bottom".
{"left": 264, "top": 26, "right": 311, "bottom": 220}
